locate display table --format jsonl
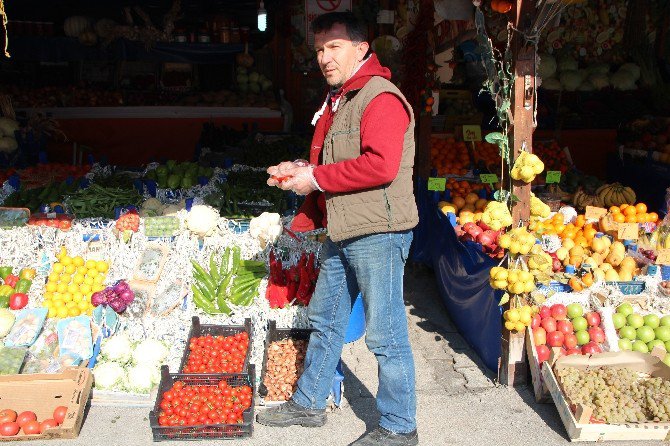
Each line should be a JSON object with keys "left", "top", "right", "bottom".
{"left": 18, "top": 107, "right": 283, "bottom": 166}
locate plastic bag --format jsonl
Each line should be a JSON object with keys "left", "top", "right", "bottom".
{"left": 4, "top": 308, "right": 47, "bottom": 348}
{"left": 0, "top": 346, "right": 28, "bottom": 374}
{"left": 22, "top": 319, "right": 59, "bottom": 374}
{"left": 57, "top": 315, "right": 93, "bottom": 360}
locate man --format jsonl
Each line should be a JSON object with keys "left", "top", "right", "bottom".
{"left": 258, "top": 11, "right": 419, "bottom": 446}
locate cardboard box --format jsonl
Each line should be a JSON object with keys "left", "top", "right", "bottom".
{"left": 542, "top": 351, "right": 670, "bottom": 442}
{"left": 0, "top": 367, "right": 93, "bottom": 441}
{"left": 525, "top": 328, "right": 551, "bottom": 403}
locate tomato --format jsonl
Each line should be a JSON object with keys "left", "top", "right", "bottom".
{"left": 22, "top": 420, "right": 41, "bottom": 435}
{"left": 0, "top": 422, "right": 19, "bottom": 436}
{"left": 40, "top": 419, "right": 58, "bottom": 432}
{"left": 0, "top": 409, "right": 16, "bottom": 423}
{"left": 53, "top": 406, "right": 68, "bottom": 425}
{"left": 58, "top": 220, "right": 72, "bottom": 231}
{"left": 16, "top": 411, "right": 36, "bottom": 428}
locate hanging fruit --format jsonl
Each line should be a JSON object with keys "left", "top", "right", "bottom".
{"left": 490, "top": 0, "right": 513, "bottom": 14}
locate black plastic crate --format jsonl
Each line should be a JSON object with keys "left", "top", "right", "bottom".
{"left": 149, "top": 365, "right": 255, "bottom": 441}
{"left": 258, "top": 320, "right": 312, "bottom": 401}
{"left": 179, "top": 316, "right": 253, "bottom": 374}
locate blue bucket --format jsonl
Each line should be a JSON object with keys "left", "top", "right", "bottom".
{"left": 344, "top": 294, "right": 365, "bottom": 343}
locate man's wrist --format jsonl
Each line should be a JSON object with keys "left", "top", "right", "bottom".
{"left": 308, "top": 165, "right": 323, "bottom": 192}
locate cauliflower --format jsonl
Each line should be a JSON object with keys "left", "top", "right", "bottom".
{"left": 186, "top": 205, "right": 220, "bottom": 236}
{"left": 249, "top": 212, "right": 283, "bottom": 248}
{"left": 93, "top": 361, "right": 126, "bottom": 390}
{"left": 100, "top": 332, "right": 133, "bottom": 364}
{"left": 131, "top": 339, "right": 169, "bottom": 366}
{"left": 125, "top": 363, "right": 160, "bottom": 394}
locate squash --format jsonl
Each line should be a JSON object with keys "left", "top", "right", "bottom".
{"left": 64, "top": 16, "right": 91, "bottom": 38}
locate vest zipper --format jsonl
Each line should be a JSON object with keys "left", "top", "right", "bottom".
{"left": 383, "top": 188, "right": 392, "bottom": 229}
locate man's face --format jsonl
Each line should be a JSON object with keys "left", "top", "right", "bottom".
{"left": 314, "top": 23, "right": 368, "bottom": 88}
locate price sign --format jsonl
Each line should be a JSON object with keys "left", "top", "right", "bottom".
{"left": 427, "top": 177, "right": 446, "bottom": 191}
{"left": 480, "top": 173, "right": 499, "bottom": 185}
{"left": 545, "top": 171, "right": 562, "bottom": 184}
{"left": 585, "top": 206, "right": 608, "bottom": 220}
{"left": 617, "top": 222, "right": 639, "bottom": 240}
{"left": 657, "top": 249, "right": 670, "bottom": 266}
{"left": 462, "top": 125, "right": 482, "bottom": 142}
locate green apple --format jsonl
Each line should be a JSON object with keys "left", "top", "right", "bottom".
{"left": 619, "top": 326, "right": 637, "bottom": 341}
{"left": 612, "top": 313, "right": 627, "bottom": 329}
{"left": 656, "top": 326, "right": 670, "bottom": 342}
{"left": 648, "top": 339, "right": 666, "bottom": 352}
{"left": 662, "top": 316, "right": 670, "bottom": 327}
{"left": 644, "top": 314, "right": 661, "bottom": 329}
{"left": 663, "top": 353, "right": 670, "bottom": 368}
{"left": 575, "top": 330, "right": 590, "bottom": 346}
{"left": 632, "top": 340, "right": 649, "bottom": 353}
{"left": 636, "top": 326, "right": 656, "bottom": 343}
{"left": 572, "top": 316, "right": 588, "bottom": 332}
{"left": 617, "top": 302, "right": 634, "bottom": 317}
{"left": 566, "top": 303, "right": 584, "bottom": 319}
{"left": 627, "top": 313, "right": 644, "bottom": 329}
{"left": 618, "top": 339, "right": 632, "bottom": 351}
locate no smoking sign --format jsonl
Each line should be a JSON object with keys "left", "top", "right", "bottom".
{"left": 305, "top": 0, "right": 352, "bottom": 47}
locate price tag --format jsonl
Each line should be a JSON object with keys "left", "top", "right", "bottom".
{"left": 463, "top": 125, "right": 482, "bottom": 142}
{"left": 584, "top": 206, "right": 608, "bottom": 220}
{"left": 427, "top": 177, "right": 446, "bottom": 191}
{"left": 480, "top": 173, "right": 499, "bottom": 185}
{"left": 545, "top": 171, "right": 562, "bottom": 184}
{"left": 657, "top": 249, "right": 670, "bottom": 266}
{"left": 617, "top": 222, "right": 639, "bottom": 240}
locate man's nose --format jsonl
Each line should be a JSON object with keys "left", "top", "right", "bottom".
{"left": 320, "top": 49, "right": 333, "bottom": 64}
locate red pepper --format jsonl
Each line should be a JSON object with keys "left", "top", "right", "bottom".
{"left": 3, "top": 274, "right": 19, "bottom": 288}
{"left": 266, "top": 283, "right": 290, "bottom": 309}
{"left": 296, "top": 265, "right": 312, "bottom": 306}
{"left": 9, "top": 293, "right": 28, "bottom": 310}
{"left": 271, "top": 175, "right": 292, "bottom": 183}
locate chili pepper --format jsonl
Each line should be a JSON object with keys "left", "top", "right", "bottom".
{"left": 19, "top": 268, "right": 36, "bottom": 281}
{"left": 266, "top": 283, "right": 289, "bottom": 309}
{"left": 3, "top": 275, "right": 19, "bottom": 288}
{"left": 209, "top": 252, "right": 221, "bottom": 284}
{"left": 296, "top": 266, "right": 312, "bottom": 305}
{"left": 219, "top": 247, "right": 231, "bottom": 278}
{"left": 0, "top": 267, "right": 12, "bottom": 281}
{"left": 269, "top": 251, "right": 285, "bottom": 285}
{"left": 14, "top": 279, "right": 31, "bottom": 294}
{"left": 0, "top": 295, "right": 9, "bottom": 309}
{"left": 287, "top": 278, "right": 299, "bottom": 301}
{"left": 192, "top": 284, "right": 220, "bottom": 314}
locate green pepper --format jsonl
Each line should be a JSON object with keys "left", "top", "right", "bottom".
{"left": 167, "top": 174, "right": 182, "bottom": 190}
{"left": 0, "top": 295, "right": 9, "bottom": 309}
{"left": 0, "top": 267, "right": 12, "bottom": 281}
{"left": 14, "top": 279, "right": 31, "bottom": 294}
{"left": 156, "top": 166, "right": 169, "bottom": 177}
{"left": 0, "top": 285, "right": 12, "bottom": 296}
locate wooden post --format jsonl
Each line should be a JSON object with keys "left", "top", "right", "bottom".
{"left": 415, "top": 113, "right": 432, "bottom": 180}
{"left": 498, "top": 0, "right": 537, "bottom": 387}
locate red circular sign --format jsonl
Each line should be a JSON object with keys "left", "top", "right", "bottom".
{"left": 317, "top": 0, "right": 341, "bottom": 12}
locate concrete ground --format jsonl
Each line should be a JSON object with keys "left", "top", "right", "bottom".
{"left": 16, "top": 266, "right": 663, "bottom": 445}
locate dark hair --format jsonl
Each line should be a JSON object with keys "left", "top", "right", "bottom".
{"left": 311, "top": 11, "right": 368, "bottom": 43}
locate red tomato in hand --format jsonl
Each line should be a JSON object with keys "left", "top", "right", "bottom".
{"left": 21, "top": 420, "right": 41, "bottom": 435}
{"left": 0, "top": 422, "right": 19, "bottom": 436}
{"left": 53, "top": 406, "right": 68, "bottom": 425}
{"left": 40, "top": 419, "right": 58, "bottom": 432}
{"left": 16, "top": 411, "right": 36, "bottom": 428}
{"left": 0, "top": 409, "right": 16, "bottom": 423}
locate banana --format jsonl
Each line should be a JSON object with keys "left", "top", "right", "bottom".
{"left": 621, "top": 186, "right": 636, "bottom": 204}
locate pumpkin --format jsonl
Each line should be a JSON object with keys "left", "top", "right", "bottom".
{"left": 64, "top": 16, "right": 91, "bottom": 38}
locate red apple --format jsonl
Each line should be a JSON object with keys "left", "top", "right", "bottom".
{"left": 565, "top": 348, "right": 581, "bottom": 356}
{"left": 552, "top": 258, "right": 563, "bottom": 272}
{"left": 582, "top": 342, "right": 602, "bottom": 355}
{"left": 536, "top": 345, "right": 551, "bottom": 363}
{"left": 539, "top": 306, "right": 551, "bottom": 320}
{"left": 585, "top": 312, "right": 601, "bottom": 327}
{"left": 531, "top": 314, "right": 541, "bottom": 330}
{"left": 550, "top": 304, "right": 568, "bottom": 321}
{"left": 541, "top": 317, "right": 557, "bottom": 333}
{"left": 547, "top": 330, "right": 565, "bottom": 348}
{"left": 557, "top": 320, "right": 574, "bottom": 336}
{"left": 563, "top": 333, "right": 578, "bottom": 349}
{"left": 588, "top": 327, "right": 605, "bottom": 344}
{"left": 533, "top": 327, "right": 547, "bottom": 346}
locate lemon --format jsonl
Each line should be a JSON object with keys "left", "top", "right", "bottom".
{"left": 48, "top": 307, "right": 57, "bottom": 318}
{"left": 73, "top": 292, "right": 83, "bottom": 302}
{"left": 85, "top": 260, "right": 97, "bottom": 270}
{"left": 43, "top": 291, "right": 53, "bottom": 300}
{"left": 73, "top": 274, "right": 85, "bottom": 284}
{"left": 57, "top": 246, "right": 67, "bottom": 260}
{"left": 92, "top": 284, "right": 104, "bottom": 293}
{"left": 59, "top": 274, "right": 71, "bottom": 284}
{"left": 56, "top": 283, "right": 68, "bottom": 294}
{"left": 73, "top": 256, "right": 85, "bottom": 267}
{"left": 67, "top": 307, "right": 80, "bottom": 317}
{"left": 79, "top": 284, "right": 91, "bottom": 294}
{"left": 96, "top": 261, "right": 109, "bottom": 273}
{"left": 93, "top": 275, "right": 105, "bottom": 285}
{"left": 56, "top": 307, "right": 69, "bottom": 318}
{"left": 77, "top": 301, "right": 88, "bottom": 311}
{"left": 86, "top": 307, "right": 93, "bottom": 316}
{"left": 52, "top": 292, "right": 62, "bottom": 301}
{"left": 65, "top": 301, "right": 77, "bottom": 309}
{"left": 506, "top": 309, "right": 520, "bottom": 322}
{"left": 52, "top": 263, "right": 64, "bottom": 274}
{"left": 53, "top": 298, "right": 65, "bottom": 307}
{"left": 48, "top": 272, "right": 60, "bottom": 282}
{"left": 77, "top": 266, "right": 88, "bottom": 275}
{"left": 42, "top": 299, "right": 52, "bottom": 308}
{"left": 45, "top": 282, "right": 58, "bottom": 293}
{"left": 65, "top": 264, "right": 76, "bottom": 275}
{"left": 84, "top": 276, "right": 94, "bottom": 286}
{"left": 61, "top": 256, "right": 73, "bottom": 266}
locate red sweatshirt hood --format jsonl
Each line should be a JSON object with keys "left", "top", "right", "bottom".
{"left": 336, "top": 53, "right": 391, "bottom": 95}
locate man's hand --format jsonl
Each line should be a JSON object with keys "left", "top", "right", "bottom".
{"left": 279, "top": 165, "right": 318, "bottom": 196}
{"left": 267, "top": 161, "right": 299, "bottom": 187}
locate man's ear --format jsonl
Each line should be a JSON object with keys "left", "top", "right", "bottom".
{"left": 357, "top": 41, "right": 370, "bottom": 61}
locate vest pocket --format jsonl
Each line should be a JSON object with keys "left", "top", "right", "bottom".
{"left": 329, "top": 130, "right": 361, "bottom": 163}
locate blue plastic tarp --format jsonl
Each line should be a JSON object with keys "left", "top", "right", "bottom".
{"left": 412, "top": 180, "right": 502, "bottom": 371}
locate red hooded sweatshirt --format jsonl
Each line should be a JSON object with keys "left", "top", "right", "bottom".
{"left": 291, "top": 54, "right": 410, "bottom": 233}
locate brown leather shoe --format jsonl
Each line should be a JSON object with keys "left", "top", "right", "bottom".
{"left": 256, "top": 400, "right": 327, "bottom": 428}
{"left": 350, "top": 427, "right": 419, "bottom": 446}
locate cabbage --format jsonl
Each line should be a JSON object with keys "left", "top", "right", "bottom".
{"left": 611, "top": 70, "right": 637, "bottom": 91}
{"left": 538, "top": 54, "right": 557, "bottom": 79}
{"left": 542, "top": 77, "right": 562, "bottom": 91}
{"left": 93, "top": 361, "right": 126, "bottom": 390}
{"left": 588, "top": 73, "right": 610, "bottom": 90}
{"left": 125, "top": 363, "right": 160, "bottom": 394}
{"left": 132, "top": 339, "right": 169, "bottom": 366}
{"left": 578, "top": 81, "right": 595, "bottom": 91}
{"left": 558, "top": 55, "right": 578, "bottom": 72}
{"left": 587, "top": 63, "right": 610, "bottom": 75}
{"left": 100, "top": 332, "right": 133, "bottom": 364}
{"left": 559, "top": 70, "right": 582, "bottom": 91}
{"left": 618, "top": 63, "right": 641, "bottom": 81}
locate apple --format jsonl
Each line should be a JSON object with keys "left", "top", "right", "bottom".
{"left": 627, "top": 313, "right": 644, "bottom": 329}
{"left": 585, "top": 312, "right": 601, "bottom": 328}
{"left": 557, "top": 320, "right": 574, "bottom": 336}
{"left": 536, "top": 345, "right": 551, "bottom": 363}
{"left": 617, "top": 302, "right": 634, "bottom": 317}
{"left": 632, "top": 340, "right": 649, "bottom": 353}
{"left": 551, "top": 304, "right": 568, "bottom": 321}
{"left": 644, "top": 314, "right": 661, "bottom": 329}
{"left": 619, "top": 326, "right": 637, "bottom": 341}
{"left": 572, "top": 316, "right": 588, "bottom": 332}
{"left": 547, "top": 330, "right": 565, "bottom": 348}
{"left": 566, "top": 303, "right": 583, "bottom": 319}
{"left": 564, "top": 333, "right": 578, "bottom": 349}
{"left": 655, "top": 326, "right": 670, "bottom": 342}
{"left": 575, "top": 330, "right": 590, "bottom": 346}
{"left": 618, "top": 339, "right": 633, "bottom": 351}
{"left": 541, "top": 317, "right": 557, "bottom": 333}
{"left": 588, "top": 327, "right": 605, "bottom": 344}
{"left": 539, "top": 306, "right": 551, "bottom": 319}
{"left": 612, "top": 313, "right": 627, "bottom": 330}
{"left": 666, "top": 340, "right": 670, "bottom": 352}
{"left": 648, "top": 339, "right": 666, "bottom": 352}
{"left": 582, "top": 342, "right": 601, "bottom": 355}
{"left": 661, "top": 315, "right": 670, "bottom": 327}
{"left": 636, "top": 326, "right": 656, "bottom": 343}
{"left": 533, "top": 327, "right": 547, "bottom": 346}
{"left": 531, "top": 314, "right": 541, "bottom": 330}
{"left": 565, "top": 348, "right": 581, "bottom": 356}
{"left": 663, "top": 353, "right": 670, "bottom": 368}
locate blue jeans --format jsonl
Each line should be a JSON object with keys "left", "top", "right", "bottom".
{"left": 292, "top": 230, "right": 416, "bottom": 434}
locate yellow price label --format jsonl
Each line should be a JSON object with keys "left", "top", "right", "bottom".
{"left": 617, "top": 222, "right": 639, "bottom": 240}
{"left": 462, "top": 125, "right": 482, "bottom": 142}
{"left": 584, "top": 206, "right": 608, "bottom": 220}
{"left": 657, "top": 249, "right": 670, "bottom": 266}
{"left": 427, "top": 177, "right": 446, "bottom": 191}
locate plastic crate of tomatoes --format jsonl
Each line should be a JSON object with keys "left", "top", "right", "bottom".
{"left": 149, "top": 365, "right": 255, "bottom": 441}
{"left": 27, "top": 213, "right": 73, "bottom": 231}
{"left": 179, "top": 316, "right": 252, "bottom": 375}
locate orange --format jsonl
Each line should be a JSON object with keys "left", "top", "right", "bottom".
{"left": 582, "top": 273, "right": 594, "bottom": 287}
{"left": 574, "top": 215, "right": 585, "bottom": 228}
{"left": 623, "top": 206, "right": 637, "bottom": 217}
{"left": 569, "top": 277, "right": 583, "bottom": 292}
{"left": 649, "top": 212, "right": 659, "bottom": 223}
{"left": 620, "top": 203, "right": 629, "bottom": 210}
{"left": 609, "top": 206, "right": 621, "bottom": 214}
{"left": 613, "top": 213, "right": 626, "bottom": 223}
{"left": 635, "top": 203, "right": 647, "bottom": 214}
{"left": 624, "top": 214, "right": 637, "bottom": 223}
{"left": 637, "top": 213, "right": 648, "bottom": 223}
{"left": 583, "top": 226, "right": 597, "bottom": 240}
